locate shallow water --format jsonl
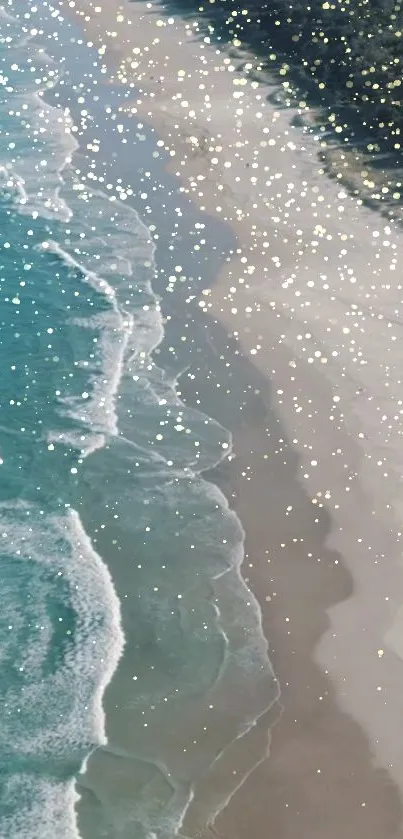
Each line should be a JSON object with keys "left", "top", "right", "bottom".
{"left": 0, "top": 3, "right": 278, "bottom": 836}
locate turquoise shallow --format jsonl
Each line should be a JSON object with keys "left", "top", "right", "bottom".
{"left": 0, "top": 3, "right": 277, "bottom": 837}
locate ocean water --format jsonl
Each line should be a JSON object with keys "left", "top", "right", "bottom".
{"left": 0, "top": 3, "right": 278, "bottom": 837}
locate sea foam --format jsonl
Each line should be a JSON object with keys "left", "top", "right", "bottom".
{"left": 0, "top": 501, "right": 124, "bottom": 837}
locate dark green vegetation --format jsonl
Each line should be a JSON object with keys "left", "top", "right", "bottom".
{"left": 161, "top": 0, "right": 403, "bottom": 156}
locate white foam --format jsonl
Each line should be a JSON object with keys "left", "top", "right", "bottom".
{"left": 39, "top": 241, "right": 133, "bottom": 443}
{"left": 0, "top": 25, "right": 77, "bottom": 220}
{"left": 0, "top": 163, "right": 28, "bottom": 205}
{"left": 0, "top": 501, "right": 124, "bottom": 743}
{"left": 39, "top": 239, "right": 119, "bottom": 309}
{"left": 0, "top": 4, "right": 17, "bottom": 21}
{"left": 0, "top": 92, "right": 77, "bottom": 221}
{"left": 1, "top": 775, "right": 81, "bottom": 839}
{"left": 46, "top": 428, "right": 106, "bottom": 458}
{"left": 35, "top": 185, "right": 164, "bottom": 449}
{"left": 67, "top": 508, "right": 125, "bottom": 739}
{"left": 0, "top": 501, "right": 124, "bottom": 836}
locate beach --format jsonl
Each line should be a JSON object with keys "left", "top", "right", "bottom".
{"left": 49, "top": 0, "right": 403, "bottom": 835}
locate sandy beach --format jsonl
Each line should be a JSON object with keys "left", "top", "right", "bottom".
{"left": 58, "top": 0, "right": 403, "bottom": 835}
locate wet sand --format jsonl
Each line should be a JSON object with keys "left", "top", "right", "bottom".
{"left": 184, "top": 327, "right": 401, "bottom": 839}
{"left": 60, "top": 0, "right": 403, "bottom": 835}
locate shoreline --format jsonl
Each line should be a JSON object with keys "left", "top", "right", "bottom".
{"left": 58, "top": 0, "right": 403, "bottom": 835}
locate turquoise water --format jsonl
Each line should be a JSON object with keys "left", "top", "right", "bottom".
{"left": 0, "top": 3, "right": 278, "bottom": 837}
